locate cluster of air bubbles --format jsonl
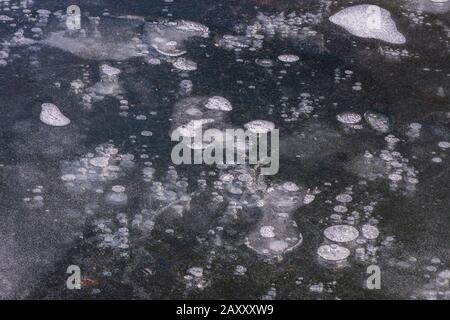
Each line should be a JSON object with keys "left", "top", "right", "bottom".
{"left": 71, "top": 66, "right": 93, "bottom": 106}
{"left": 317, "top": 185, "right": 385, "bottom": 266}
{"left": 219, "top": 9, "right": 324, "bottom": 51}
{"left": 0, "top": 43, "right": 9, "bottom": 67}
{"left": 147, "top": 167, "right": 191, "bottom": 221}
{"left": 70, "top": 79, "right": 85, "bottom": 95}
{"left": 86, "top": 16, "right": 101, "bottom": 38}
{"left": 89, "top": 64, "right": 122, "bottom": 97}
{"left": 141, "top": 163, "right": 156, "bottom": 183}
{"left": 146, "top": 19, "right": 208, "bottom": 59}
{"left": 379, "top": 46, "right": 419, "bottom": 60}
{"left": 10, "top": 28, "right": 35, "bottom": 47}
{"left": 429, "top": 142, "right": 448, "bottom": 163}
{"left": 42, "top": 14, "right": 148, "bottom": 61}
{"left": 347, "top": 137, "right": 419, "bottom": 192}
{"left": 248, "top": 11, "right": 322, "bottom": 39}
{"left": 261, "top": 286, "right": 277, "bottom": 300}
{"left": 334, "top": 69, "right": 354, "bottom": 84}
{"left": 131, "top": 209, "right": 153, "bottom": 234}
{"left": 304, "top": 188, "right": 320, "bottom": 205}
{"left": 160, "top": 0, "right": 174, "bottom": 17}
{"left": 406, "top": 257, "right": 450, "bottom": 300}
{"left": 0, "top": 14, "right": 14, "bottom": 23}
{"left": 0, "top": 5, "right": 21, "bottom": 67}
{"left": 185, "top": 267, "right": 209, "bottom": 290}
{"left": 60, "top": 144, "right": 134, "bottom": 194}
{"left": 318, "top": 219, "right": 381, "bottom": 265}
{"left": 143, "top": 167, "right": 192, "bottom": 227}
{"left": 218, "top": 34, "right": 262, "bottom": 51}
{"left": 100, "top": 64, "right": 121, "bottom": 82}
{"left": 280, "top": 92, "right": 324, "bottom": 122}
{"left": 2, "top": 0, "right": 449, "bottom": 300}
{"left": 23, "top": 185, "right": 45, "bottom": 209}
{"left": 351, "top": 82, "right": 363, "bottom": 91}
{"left": 171, "top": 96, "right": 234, "bottom": 149}
{"left": 245, "top": 180, "right": 307, "bottom": 258}
{"left": 364, "top": 111, "right": 391, "bottom": 133}
{"left": 94, "top": 213, "right": 130, "bottom": 255}
{"left": 186, "top": 166, "right": 317, "bottom": 260}
{"left": 233, "top": 265, "right": 247, "bottom": 276}
{"left": 415, "top": 269, "right": 450, "bottom": 300}
{"left": 71, "top": 64, "right": 123, "bottom": 109}
{"left": 215, "top": 167, "right": 263, "bottom": 205}
{"left": 308, "top": 281, "right": 339, "bottom": 294}
{"left": 179, "top": 79, "right": 193, "bottom": 96}
{"left": 105, "top": 185, "right": 128, "bottom": 206}
{"left": 29, "top": 9, "right": 51, "bottom": 40}
{"left": 402, "top": 9, "right": 426, "bottom": 25}
{"left": 400, "top": 0, "right": 450, "bottom": 22}
{"left": 406, "top": 122, "right": 423, "bottom": 139}
{"left": 118, "top": 99, "right": 135, "bottom": 118}
{"left": 90, "top": 185, "right": 178, "bottom": 265}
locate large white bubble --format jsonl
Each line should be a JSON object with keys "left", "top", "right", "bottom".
{"left": 329, "top": 5, "right": 406, "bottom": 44}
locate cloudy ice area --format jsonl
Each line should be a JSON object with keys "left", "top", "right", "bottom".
{"left": 0, "top": 0, "right": 449, "bottom": 300}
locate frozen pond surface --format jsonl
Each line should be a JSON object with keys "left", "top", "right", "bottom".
{"left": 0, "top": 0, "right": 449, "bottom": 300}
